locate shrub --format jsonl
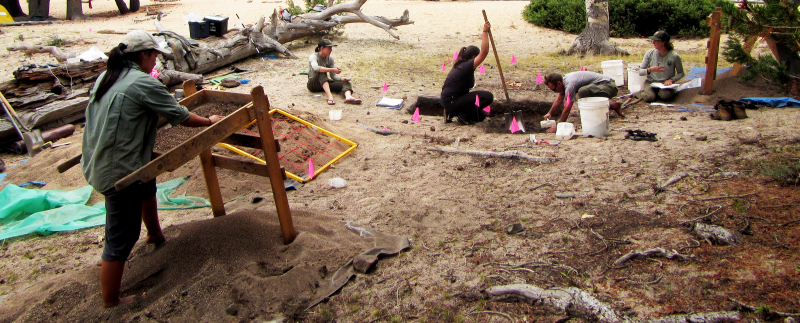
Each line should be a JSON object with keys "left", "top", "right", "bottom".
{"left": 523, "top": 0, "right": 719, "bottom": 38}
{"left": 760, "top": 159, "right": 800, "bottom": 186}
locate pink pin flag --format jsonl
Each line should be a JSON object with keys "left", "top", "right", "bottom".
{"left": 511, "top": 55, "right": 517, "bottom": 64}
{"left": 412, "top": 107, "right": 420, "bottom": 122}
{"left": 308, "top": 159, "right": 315, "bottom": 180}
{"left": 565, "top": 92, "right": 572, "bottom": 108}
{"left": 475, "top": 95, "right": 480, "bottom": 107}
{"left": 510, "top": 117, "right": 520, "bottom": 133}
{"left": 483, "top": 106, "right": 491, "bottom": 113}
{"left": 453, "top": 51, "right": 459, "bottom": 60}
{"left": 535, "top": 73, "right": 543, "bottom": 84}
{"left": 447, "top": 57, "right": 452, "bottom": 63}
{"left": 382, "top": 81, "right": 388, "bottom": 93}
{"left": 479, "top": 64, "right": 486, "bottom": 74}
{"left": 441, "top": 62, "right": 446, "bottom": 72}
{"left": 580, "top": 66, "right": 585, "bottom": 71}
{"left": 89, "top": 28, "right": 93, "bottom": 32}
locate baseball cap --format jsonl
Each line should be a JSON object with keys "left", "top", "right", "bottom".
{"left": 648, "top": 30, "right": 670, "bottom": 42}
{"left": 121, "top": 30, "right": 170, "bottom": 55}
{"left": 318, "top": 39, "right": 338, "bottom": 48}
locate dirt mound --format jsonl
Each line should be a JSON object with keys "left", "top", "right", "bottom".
{"left": 0, "top": 210, "right": 370, "bottom": 322}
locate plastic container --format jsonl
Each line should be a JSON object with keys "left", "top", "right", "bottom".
{"left": 329, "top": 110, "right": 342, "bottom": 121}
{"left": 555, "top": 122, "right": 575, "bottom": 140}
{"left": 174, "top": 89, "right": 184, "bottom": 101}
{"left": 577, "top": 97, "right": 610, "bottom": 137}
{"left": 205, "top": 15, "right": 229, "bottom": 37}
{"left": 627, "top": 63, "right": 646, "bottom": 93}
{"left": 540, "top": 119, "right": 556, "bottom": 129}
{"left": 188, "top": 20, "right": 209, "bottom": 39}
{"left": 600, "top": 60, "right": 624, "bottom": 87}
{"left": 328, "top": 178, "right": 347, "bottom": 188}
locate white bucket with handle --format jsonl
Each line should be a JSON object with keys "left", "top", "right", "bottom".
{"left": 600, "top": 60, "right": 624, "bottom": 86}
{"left": 628, "top": 63, "right": 646, "bottom": 93}
{"left": 577, "top": 97, "right": 610, "bottom": 137}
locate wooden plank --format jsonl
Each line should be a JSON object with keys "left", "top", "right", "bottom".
{"left": 114, "top": 106, "right": 252, "bottom": 190}
{"left": 732, "top": 35, "right": 758, "bottom": 76}
{"left": 218, "top": 133, "right": 281, "bottom": 152}
{"left": 204, "top": 90, "right": 252, "bottom": 107}
{"left": 704, "top": 8, "right": 722, "bottom": 95}
{"left": 199, "top": 149, "right": 225, "bottom": 217}
{"left": 252, "top": 86, "right": 296, "bottom": 244}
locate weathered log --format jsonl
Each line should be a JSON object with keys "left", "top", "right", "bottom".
{"left": 157, "top": 69, "right": 202, "bottom": 87}
{"left": 11, "top": 60, "right": 106, "bottom": 83}
{"left": 6, "top": 46, "right": 77, "bottom": 62}
{"left": 427, "top": 146, "right": 555, "bottom": 164}
{"left": 0, "top": 97, "right": 89, "bottom": 142}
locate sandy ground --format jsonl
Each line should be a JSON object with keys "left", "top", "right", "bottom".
{"left": 1, "top": 0, "right": 800, "bottom": 322}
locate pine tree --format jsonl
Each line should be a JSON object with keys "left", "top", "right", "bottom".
{"left": 720, "top": 0, "right": 800, "bottom": 89}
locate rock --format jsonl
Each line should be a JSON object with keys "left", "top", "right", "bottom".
{"left": 694, "top": 223, "right": 742, "bottom": 246}
{"left": 506, "top": 223, "right": 524, "bottom": 235}
{"left": 251, "top": 196, "right": 264, "bottom": 203}
{"left": 226, "top": 304, "right": 239, "bottom": 316}
{"left": 696, "top": 135, "right": 708, "bottom": 141}
{"left": 221, "top": 78, "right": 240, "bottom": 88}
{"left": 555, "top": 193, "right": 575, "bottom": 198}
{"left": 679, "top": 116, "right": 688, "bottom": 121}
{"left": 430, "top": 126, "right": 436, "bottom": 131}
{"left": 367, "top": 111, "right": 370, "bottom": 115}
{"left": 621, "top": 158, "right": 627, "bottom": 163}
{"left": 401, "top": 120, "right": 408, "bottom": 124}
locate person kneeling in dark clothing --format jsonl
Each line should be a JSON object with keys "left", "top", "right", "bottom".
{"left": 440, "top": 22, "right": 494, "bottom": 125}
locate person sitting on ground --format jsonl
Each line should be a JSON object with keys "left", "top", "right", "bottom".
{"left": 307, "top": 39, "right": 361, "bottom": 105}
{"left": 543, "top": 71, "right": 623, "bottom": 133}
{"left": 440, "top": 22, "right": 494, "bottom": 125}
{"left": 82, "top": 30, "right": 224, "bottom": 308}
{"left": 636, "top": 30, "right": 684, "bottom": 102}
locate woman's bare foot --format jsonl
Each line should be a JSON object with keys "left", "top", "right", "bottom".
{"left": 145, "top": 234, "right": 166, "bottom": 246}
{"left": 103, "top": 294, "right": 136, "bottom": 308}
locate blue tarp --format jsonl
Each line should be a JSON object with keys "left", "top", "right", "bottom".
{"left": 0, "top": 177, "right": 209, "bottom": 240}
{"left": 739, "top": 97, "right": 800, "bottom": 108}
{"left": 684, "top": 66, "right": 733, "bottom": 81}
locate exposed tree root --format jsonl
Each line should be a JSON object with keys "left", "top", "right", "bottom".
{"left": 486, "top": 284, "right": 741, "bottom": 323}
{"left": 613, "top": 248, "right": 693, "bottom": 266}
{"left": 6, "top": 46, "right": 76, "bottom": 62}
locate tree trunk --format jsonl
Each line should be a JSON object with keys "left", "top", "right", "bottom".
{"left": 65, "top": 0, "right": 86, "bottom": 20}
{"left": 114, "top": 0, "right": 129, "bottom": 15}
{"left": 129, "top": 0, "right": 139, "bottom": 12}
{"left": 28, "top": 0, "right": 50, "bottom": 20}
{"left": 0, "top": 0, "right": 26, "bottom": 17}
{"left": 566, "top": 0, "right": 629, "bottom": 56}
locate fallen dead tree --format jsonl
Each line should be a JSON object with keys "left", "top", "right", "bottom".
{"left": 427, "top": 146, "right": 555, "bottom": 164}
{"left": 485, "top": 284, "right": 741, "bottom": 323}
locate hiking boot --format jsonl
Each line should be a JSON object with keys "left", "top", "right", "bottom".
{"left": 732, "top": 104, "right": 748, "bottom": 119}
{"left": 710, "top": 106, "right": 733, "bottom": 121}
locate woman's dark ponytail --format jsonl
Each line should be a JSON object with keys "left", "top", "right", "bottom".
{"left": 93, "top": 43, "right": 139, "bottom": 102}
{"left": 453, "top": 45, "right": 480, "bottom": 68}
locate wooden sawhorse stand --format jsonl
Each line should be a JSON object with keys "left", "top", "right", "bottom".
{"left": 114, "top": 82, "right": 296, "bottom": 244}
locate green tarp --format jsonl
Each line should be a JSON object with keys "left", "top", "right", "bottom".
{"left": 0, "top": 177, "right": 209, "bottom": 240}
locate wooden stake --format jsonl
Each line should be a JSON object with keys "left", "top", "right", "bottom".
{"left": 482, "top": 10, "right": 510, "bottom": 102}
{"left": 703, "top": 8, "right": 722, "bottom": 95}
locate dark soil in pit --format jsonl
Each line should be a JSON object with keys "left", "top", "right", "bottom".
{"left": 480, "top": 99, "right": 552, "bottom": 133}
{"left": 153, "top": 102, "right": 242, "bottom": 153}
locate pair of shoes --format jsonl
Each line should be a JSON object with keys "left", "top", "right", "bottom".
{"left": 625, "top": 129, "right": 658, "bottom": 141}
{"left": 710, "top": 99, "right": 748, "bottom": 120}
{"left": 327, "top": 99, "right": 335, "bottom": 105}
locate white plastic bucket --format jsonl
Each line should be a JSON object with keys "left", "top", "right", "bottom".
{"left": 627, "top": 63, "right": 646, "bottom": 93}
{"left": 577, "top": 97, "right": 610, "bottom": 137}
{"left": 600, "top": 60, "right": 624, "bottom": 87}
{"left": 329, "top": 110, "right": 342, "bottom": 121}
{"left": 555, "top": 122, "right": 575, "bottom": 140}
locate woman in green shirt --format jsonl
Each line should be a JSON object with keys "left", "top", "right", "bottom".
{"left": 637, "top": 30, "right": 684, "bottom": 102}
{"left": 82, "top": 30, "right": 223, "bottom": 308}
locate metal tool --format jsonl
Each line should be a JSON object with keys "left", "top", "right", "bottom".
{"left": 0, "top": 91, "right": 44, "bottom": 156}
{"left": 482, "top": 10, "right": 510, "bottom": 102}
